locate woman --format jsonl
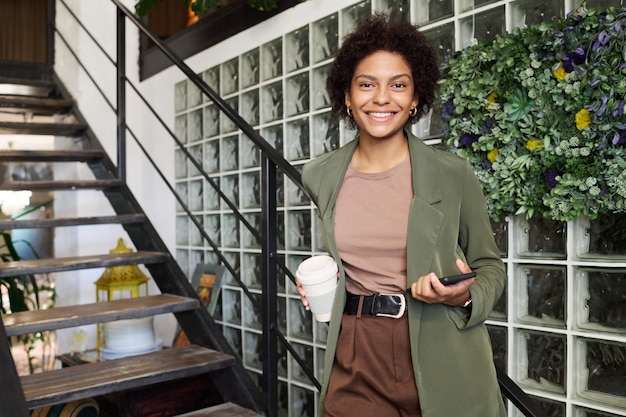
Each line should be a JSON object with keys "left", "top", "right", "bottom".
{"left": 297, "top": 13, "right": 507, "bottom": 417}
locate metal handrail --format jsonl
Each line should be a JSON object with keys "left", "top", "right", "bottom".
{"left": 112, "top": 0, "right": 304, "bottom": 191}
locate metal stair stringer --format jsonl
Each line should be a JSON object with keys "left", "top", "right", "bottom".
{"left": 0, "top": 314, "right": 29, "bottom": 417}
{"left": 105, "top": 185, "right": 265, "bottom": 412}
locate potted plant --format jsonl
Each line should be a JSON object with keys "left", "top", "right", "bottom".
{"left": 1, "top": 202, "right": 56, "bottom": 374}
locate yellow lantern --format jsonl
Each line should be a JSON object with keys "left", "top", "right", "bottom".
{"left": 94, "top": 238, "right": 150, "bottom": 351}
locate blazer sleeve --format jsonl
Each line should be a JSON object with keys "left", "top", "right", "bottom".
{"left": 458, "top": 160, "right": 506, "bottom": 328}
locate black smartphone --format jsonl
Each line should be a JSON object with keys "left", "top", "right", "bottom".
{"left": 439, "top": 272, "right": 476, "bottom": 286}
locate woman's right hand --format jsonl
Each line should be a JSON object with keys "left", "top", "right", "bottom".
{"left": 407, "top": 259, "right": 474, "bottom": 307}
{"left": 296, "top": 280, "right": 310, "bottom": 311}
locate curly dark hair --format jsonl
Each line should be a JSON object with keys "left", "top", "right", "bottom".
{"left": 326, "top": 13, "right": 441, "bottom": 128}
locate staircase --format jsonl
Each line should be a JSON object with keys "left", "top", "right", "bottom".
{"left": 0, "top": 75, "right": 265, "bottom": 416}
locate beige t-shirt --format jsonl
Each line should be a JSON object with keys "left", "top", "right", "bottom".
{"left": 335, "top": 155, "right": 413, "bottom": 295}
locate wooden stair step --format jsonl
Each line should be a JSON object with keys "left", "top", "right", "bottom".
{"left": 0, "top": 179, "right": 122, "bottom": 191}
{"left": 22, "top": 344, "right": 235, "bottom": 410}
{"left": 0, "top": 250, "right": 169, "bottom": 277}
{"left": 0, "top": 150, "right": 104, "bottom": 162}
{"left": 0, "top": 77, "right": 57, "bottom": 97}
{"left": 0, "top": 214, "right": 145, "bottom": 230}
{"left": 4, "top": 294, "right": 199, "bottom": 337}
{"left": 0, "top": 121, "right": 87, "bottom": 136}
{"left": 0, "top": 76, "right": 56, "bottom": 87}
{"left": 174, "top": 402, "right": 264, "bottom": 417}
{"left": 0, "top": 95, "right": 73, "bottom": 114}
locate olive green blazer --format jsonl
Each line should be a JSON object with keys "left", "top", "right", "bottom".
{"left": 301, "top": 129, "right": 507, "bottom": 417}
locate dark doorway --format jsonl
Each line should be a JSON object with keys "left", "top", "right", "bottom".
{"left": 0, "top": 0, "right": 50, "bottom": 80}
{"left": 0, "top": 0, "right": 47, "bottom": 63}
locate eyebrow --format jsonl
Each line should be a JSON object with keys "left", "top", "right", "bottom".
{"left": 354, "top": 74, "right": 412, "bottom": 81}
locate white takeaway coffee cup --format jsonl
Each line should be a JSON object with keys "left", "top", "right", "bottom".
{"left": 296, "top": 255, "right": 338, "bottom": 322}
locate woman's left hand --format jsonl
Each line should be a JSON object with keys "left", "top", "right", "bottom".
{"left": 408, "top": 259, "right": 474, "bottom": 306}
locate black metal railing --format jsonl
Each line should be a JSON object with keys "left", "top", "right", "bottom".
{"left": 50, "top": 1, "right": 548, "bottom": 416}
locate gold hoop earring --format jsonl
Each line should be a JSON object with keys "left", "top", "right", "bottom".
{"left": 409, "top": 108, "right": 417, "bottom": 117}
{"left": 346, "top": 107, "right": 353, "bottom": 118}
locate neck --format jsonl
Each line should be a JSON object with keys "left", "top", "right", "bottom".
{"left": 352, "top": 131, "right": 409, "bottom": 173}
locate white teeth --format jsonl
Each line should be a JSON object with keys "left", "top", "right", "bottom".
{"left": 369, "top": 112, "right": 394, "bottom": 117}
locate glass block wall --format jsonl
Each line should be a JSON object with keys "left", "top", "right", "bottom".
{"left": 173, "top": 1, "right": 626, "bottom": 416}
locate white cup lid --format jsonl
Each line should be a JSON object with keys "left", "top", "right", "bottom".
{"left": 296, "top": 255, "right": 338, "bottom": 284}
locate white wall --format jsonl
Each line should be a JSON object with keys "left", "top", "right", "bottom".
{"left": 53, "top": 0, "right": 176, "bottom": 352}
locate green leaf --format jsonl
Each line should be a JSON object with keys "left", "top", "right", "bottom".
{"left": 192, "top": 0, "right": 221, "bottom": 14}
{"left": 503, "top": 89, "right": 534, "bottom": 121}
{"left": 247, "top": 0, "right": 278, "bottom": 10}
{"left": 7, "top": 282, "right": 28, "bottom": 313}
{"left": 1, "top": 231, "right": 20, "bottom": 260}
{"left": 135, "top": 0, "right": 163, "bottom": 17}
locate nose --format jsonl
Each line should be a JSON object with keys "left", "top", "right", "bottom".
{"left": 373, "top": 86, "right": 391, "bottom": 105}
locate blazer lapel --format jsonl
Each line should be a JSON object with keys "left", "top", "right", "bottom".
{"left": 314, "top": 139, "right": 358, "bottom": 220}
{"left": 408, "top": 131, "right": 443, "bottom": 206}
{"left": 406, "top": 131, "right": 444, "bottom": 287}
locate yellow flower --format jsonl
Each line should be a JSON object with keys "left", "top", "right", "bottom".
{"left": 575, "top": 108, "right": 591, "bottom": 130}
{"left": 487, "top": 147, "right": 499, "bottom": 163}
{"left": 552, "top": 62, "right": 566, "bottom": 81}
{"left": 485, "top": 92, "right": 497, "bottom": 109}
{"left": 526, "top": 139, "right": 543, "bottom": 152}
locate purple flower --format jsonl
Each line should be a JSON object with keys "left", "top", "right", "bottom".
{"left": 442, "top": 100, "right": 454, "bottom": 120}
{"left": 481, "top": 160, "right": 492, "bottom": 171}
{"left": 613, "top": 102, "right": 624, "bottom": 117}
{"left": 460, "top": 133, "right": 479, "bottom": 147}
{"left": 481, "top": 118, "right": 496, "bottom": 135}
{"left": 597, "top": 98, "right": 608, "bottom": 116}
{"left": 562, "top": 44, "right": 586, "bottom": 73}
{"left": 592, "top": 31, "right": 611, "bottom": 51}
{"left": 573, "top": 48, "right": 586, "bottom": 63}
{"left": 612, "top": 129, "right": 626, "bottom": 146}
{"left": 545, "top": 169, "right": 560, "bottom": 189}
{"left": 563, "top": 56, "right": 575, "bottom": 73}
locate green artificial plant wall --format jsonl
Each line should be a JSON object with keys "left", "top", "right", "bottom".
{"left": 441, "top": 4, "right": 626, "bottom": 221}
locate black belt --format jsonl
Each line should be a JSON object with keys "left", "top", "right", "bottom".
{"left": 345, "top": 291, "right": 407, "bottom": 318}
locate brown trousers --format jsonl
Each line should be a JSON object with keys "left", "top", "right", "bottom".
{"left": 324, "top": 311, "right": 421, "bottom": 417}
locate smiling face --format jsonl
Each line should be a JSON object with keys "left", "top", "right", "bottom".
{"left": 345, "top": 50, "right": 419, "bottom": 143}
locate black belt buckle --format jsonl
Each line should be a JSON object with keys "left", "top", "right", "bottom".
{"left": 374, "top": 294, "right": 406, "bottom": 319}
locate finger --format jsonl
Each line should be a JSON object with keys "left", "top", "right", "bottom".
{"left": 413, "top": 274, "right": 437, "bottom": 300}
{"left": 300, "top": 293, "right": 310, "bottom": 310}
{"left": 294, "top": 281, "right": 310, "bottom": 309}
{"left": 455, "top": 258, "right": 472, "bottom": 274}
{"left": 430, "top": 274, "right": 447, "bottom": 292}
